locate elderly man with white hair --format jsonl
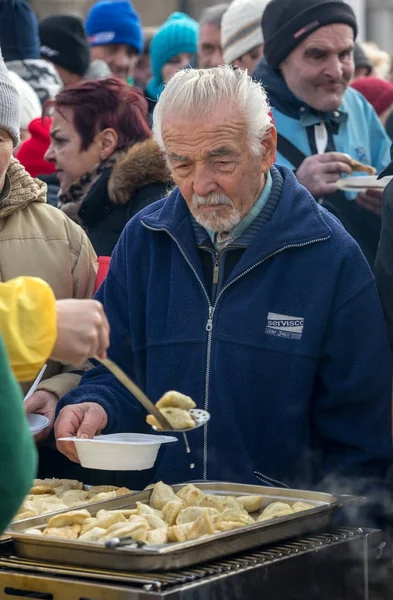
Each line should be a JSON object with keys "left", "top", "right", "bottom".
{"left": 55, "top": 67, "right": 393, "bottom": 501}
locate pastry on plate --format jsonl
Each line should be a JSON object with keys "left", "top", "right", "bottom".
{"left": 350, "top": 159, "right": 376, "bottom": 175}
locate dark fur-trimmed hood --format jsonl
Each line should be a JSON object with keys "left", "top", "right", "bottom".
{"left": 108, "top": 138, "right": 170, "bottom": 205}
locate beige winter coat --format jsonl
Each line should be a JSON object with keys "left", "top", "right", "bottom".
{"left": 0, "top": 158, "right": 97, "bottom": 397}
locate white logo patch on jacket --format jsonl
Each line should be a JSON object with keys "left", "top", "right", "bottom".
{"left": 265, "top": 312, "right": 304, "bottom": 340}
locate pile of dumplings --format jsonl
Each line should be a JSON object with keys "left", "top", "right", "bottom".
{"left": 14, "top": 479, "right": 132, "bottom": 521}
{"left": 146, "top": 391, "right": 197, "bottom": 430}
{"left": 22, "top": 482, "right": 314, "bottom": 545}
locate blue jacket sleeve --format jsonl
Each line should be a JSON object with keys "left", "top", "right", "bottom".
{"left": 56, "top": 234, "right": 148, "bottom": 434}
{"left": 314, "top": 256, "right": 393, "bottom": 492}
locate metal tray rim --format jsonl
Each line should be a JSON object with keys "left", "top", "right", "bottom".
{"left": 11, "top": 487, "right": 139, "bottom": 525}
{"left": 7, "top": 482, "right": 338, "bottom": 555}
{"left": 8, "top": 482, "right": 355, "bottom": 572}
{"left": 9, "top": 502, "right": 337, "bottom": 555}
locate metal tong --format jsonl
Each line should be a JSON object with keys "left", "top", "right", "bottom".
{"left": 105, "top": 536, "right": 146, "bottom": 550}
{"left": 95, "top": 356, "right": 172, "bottom": 431}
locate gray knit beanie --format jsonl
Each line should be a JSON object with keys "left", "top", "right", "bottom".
{"left": 0, "top": 49, "right": 20, "bottom": 147}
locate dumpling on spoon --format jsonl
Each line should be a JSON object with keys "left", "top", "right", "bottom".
{"left": 146, "top": 390, "right": 197, "bottom": 430}
{"left": 156, "top": 391, "right": 196, "bottom": 411}
{"left": 146, "top": 407, "right": 195, "bottom": 430}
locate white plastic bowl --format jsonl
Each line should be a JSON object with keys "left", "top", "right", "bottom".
{"left": 58, "top": 433, "right": 178, "bottom": 470}
{"left": 27, "top": 413, "right": 50, "bottom": 435}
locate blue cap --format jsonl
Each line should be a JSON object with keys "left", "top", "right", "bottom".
{"left": 0, "top": 0, "right": 40, "bottom": 62}
{"left": 86, "top": 0, "right": 143, "bottom": 54}
{"left": 146, "top": 12, "right": 199, "bottom": 101}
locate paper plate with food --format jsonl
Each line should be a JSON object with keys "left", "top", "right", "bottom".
{"left": 338, "top": 159, "right": 393, "bottom": 191}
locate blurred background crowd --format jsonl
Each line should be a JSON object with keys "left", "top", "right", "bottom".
{"left": 2, "top": 1, "right": 393, "bottom": 175}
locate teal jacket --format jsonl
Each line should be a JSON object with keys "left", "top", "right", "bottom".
{"left": 254, "top": 59, "right": 390, "bottom": 195}
{"left": 253, "top": 58, "right": 391, "bottom": 265}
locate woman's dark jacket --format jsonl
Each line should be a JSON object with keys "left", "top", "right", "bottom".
{"left": 79, "top": 139, "right": 170, "bottom": 256}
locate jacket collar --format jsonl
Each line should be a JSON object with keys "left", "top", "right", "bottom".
{"left": 141, "top": 165, "right": 332, "bottom": 281}
{"left": 0, "top": 158, "right": 46, "bottom": 219}
{"left": 108, "top": 139, "right": 170, "bottom": 205}
{"left": 77, "top": 139, "right": 171, "bottom": 228}
{"left": 254, "top": 58, "right": 348, "bottom": 127}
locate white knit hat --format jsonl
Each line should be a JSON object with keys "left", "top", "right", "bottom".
{"left": 7, "top": 71, "right": 41, "bottom": 133}
{"left": 0, "top": 49, "right": 21, "bottom": 147}
{"left": 221, "top": 0, "right": 267, "bottom": 65}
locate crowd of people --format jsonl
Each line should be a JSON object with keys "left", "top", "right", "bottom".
{"left": 2, "top": 0, "right": 393, "bottom": 534}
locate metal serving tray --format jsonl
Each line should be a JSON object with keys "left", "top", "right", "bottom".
{"left": 7, "top": 482, "right": 354, "bottom": 572}
{"left": 0, "top": 486, "right": 137, "bottom": 543}
{"left": 11, "top": 486, "right": 136, "bottom": 524}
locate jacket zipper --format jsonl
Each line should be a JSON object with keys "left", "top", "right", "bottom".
{"left": 142, "top": 223, "right": 213, "bottom": 481}
{"left": 204, "top": 305, "right": 215, "bottom": 478}
{"left": 213, "top": 252, "right": 221, "bottom": 285}
{"left": 142, "top": 221, "right": 330, "bottom": 480}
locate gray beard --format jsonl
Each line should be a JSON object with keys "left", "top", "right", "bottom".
{"left": 192, "top": 192, "right": 242, "bottom": 233}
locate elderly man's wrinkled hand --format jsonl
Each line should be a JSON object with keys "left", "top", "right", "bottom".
{"left": 51, "top": 299, "right": 110, "bottom": 366}
{"left": 55, "top": 402, "right": 108, "bottom": 462}
{"left": 24, "top": 390, "right": 58, "bottom": 442}
{"left": 356, "top": 188, "right": 383, "bottom": 217}
{"left": 296, "top": 152, "right": 353, "bottom": 199}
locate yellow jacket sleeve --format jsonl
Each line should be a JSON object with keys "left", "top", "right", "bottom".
{"left": 0, "top": 277, "right": 57, "bottom": 382}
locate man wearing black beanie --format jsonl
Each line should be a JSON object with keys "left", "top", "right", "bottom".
{"left": 253, "top": 0, "right": 391, "bottom": 266}
{"left": 39, "top": 15, "right": 90, "bottom": 88}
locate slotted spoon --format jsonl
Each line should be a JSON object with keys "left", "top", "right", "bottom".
{"left": 95, "top": 357, "right": 210, "bottom": 435}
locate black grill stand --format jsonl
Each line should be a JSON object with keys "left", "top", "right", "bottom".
{"left": 0, "top": 528, "right": 388, "bottom": 600}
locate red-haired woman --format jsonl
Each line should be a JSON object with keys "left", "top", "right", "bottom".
{"left": 45, "top": 78, "right": 169, "bottom": 256}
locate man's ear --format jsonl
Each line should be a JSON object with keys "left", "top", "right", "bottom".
{"left": 261, "top": 126, "right": 277, "bottom": 171}
{"left": 98, "top": 128, "right": 118, "bottom": 160}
